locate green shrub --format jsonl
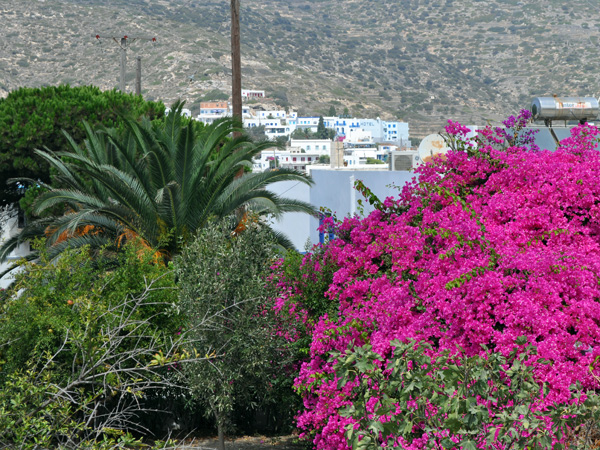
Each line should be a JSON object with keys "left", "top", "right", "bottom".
{"left": 199, "top": 89, "right": 229, "bottom": 101}
{"left": 0, "top": 361, "right": 85, "bottom": 449}
{"left": 0, "top": 241, "right": 189, "bottom": 447}
{"left": 0, "top": 241, "right": 178, "bottom": 377}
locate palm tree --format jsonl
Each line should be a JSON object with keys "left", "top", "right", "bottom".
{"left": 0, "top": 102, "right": 316, "bottom": 263}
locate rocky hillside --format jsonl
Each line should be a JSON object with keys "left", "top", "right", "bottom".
{"left": 1, "top": 0, "right": 597, "bottom": 135}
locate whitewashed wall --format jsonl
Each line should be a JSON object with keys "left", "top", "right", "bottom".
{"left": 268, "top": 169, "right": 417, "bottom": 251}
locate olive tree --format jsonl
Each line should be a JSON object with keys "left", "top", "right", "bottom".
{"left": 175, "top": 219, "right": 291, "bottom": 450}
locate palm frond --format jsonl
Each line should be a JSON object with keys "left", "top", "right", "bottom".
{"left": 1, "top": 104, "right": 317, "bottom": 263}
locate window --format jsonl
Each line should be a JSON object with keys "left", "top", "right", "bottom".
{"left": 301, "top": 157, "right": 305, "bottom": 162}
{"left": 293, "top": 157, "right": 297, "bottom": 162}
{"left": 306, "top": 145, "right": 311, "bottom": 151}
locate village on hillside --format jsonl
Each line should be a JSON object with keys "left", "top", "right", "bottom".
{"left": 176, "top": 89, "right": 414, "bottom": 173}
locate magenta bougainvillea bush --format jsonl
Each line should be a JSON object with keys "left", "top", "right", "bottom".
{"left": 272, "top": 112, "right": 600, "bottom": 449}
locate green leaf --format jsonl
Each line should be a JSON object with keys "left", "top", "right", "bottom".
{"left": 445, "top": 417, "right": 463, "bottom": 432}
{"left": 460, "top": 440, "right": 477, "bottom": 450}
{"left": 441, "top": 438, "right": 455, "bottom": 449}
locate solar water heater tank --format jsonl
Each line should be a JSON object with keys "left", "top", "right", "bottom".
{"left": 531, "top": 96, "right": 599, "bottom": 122}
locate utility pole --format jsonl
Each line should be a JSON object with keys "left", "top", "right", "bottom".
{"left": 120, "top": 37, "right": 127, "bottom": 92}
{"left": 230, "top": 0, "right": 242, "bottom": 136}
{"left": 135, "top": 56, "right": 142, "bottom": 96}
{"left": 94, "top": 35, "right": 156, "bottom": 93}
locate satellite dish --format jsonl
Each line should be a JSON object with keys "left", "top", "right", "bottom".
{"left": 418, "top": 133, "right": 450, "bottom": 163}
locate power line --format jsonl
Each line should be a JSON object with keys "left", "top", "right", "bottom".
{"left": 93, "top": 35, "right": 157, "bottom": 93}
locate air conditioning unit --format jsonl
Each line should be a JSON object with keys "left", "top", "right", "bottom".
{"left": 388, "top": 150, "right": 421, "bottom": 171}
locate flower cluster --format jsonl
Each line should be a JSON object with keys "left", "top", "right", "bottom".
{"left": 272, "top": 119, "right": 600, "bottom": 449}
{"left": 445, "top": 119, "right": 472, "bottom": 137}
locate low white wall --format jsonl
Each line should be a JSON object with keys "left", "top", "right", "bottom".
{"left": 269, "top": 169, "right": 417, "bottom": 251}
{"left": 0, "top": 210, "right": 31, "bottom": 288}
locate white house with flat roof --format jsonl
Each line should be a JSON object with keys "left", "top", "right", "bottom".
{"left": 265, "top": 122, "right": 294, "bottom": 139}
{"left": 332, "top": 118, "right": 361, "bottom": 137}
{"left": 241, "top": 89, "right": 265, "bottom": 99}
{"left": 243, "top": 109, "right": 298, "bottom": 137}
{"left": 256, "top": 110, "right": 288, "bottom": 120}
{"left": 295, "top": 117, "right": 320, "bottom": 132}
{"left": 290, "top": 139, "right": 332, "bottom": 154}
{"left": 253, "top": 149, "right": 322, "bottom": 173}
{"left": 280, "top": 152, "right": 321, "bottom": 172}
{"left": 358, "top": 118, "right": 409, "bottom": 143}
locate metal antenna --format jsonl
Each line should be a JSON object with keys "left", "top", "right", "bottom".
{"left": 93, "top": 35, "right": 157, "bottom": 93}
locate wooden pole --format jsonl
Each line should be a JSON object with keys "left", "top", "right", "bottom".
{"left": 231, "top": 0, "right": 242, "bottom": 137}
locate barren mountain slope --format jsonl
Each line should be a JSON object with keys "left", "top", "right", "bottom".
{"left": 1, "top": 0, "right": 597, "bottom": 135}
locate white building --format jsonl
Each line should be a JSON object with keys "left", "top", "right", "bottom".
{"left": 192, "top": 97, "right": 411, "bottom": 147}
{"left": 256, "top": 110, "right": 288, "bottom": 120}
{"left": 290, "top": 139, "right": 332, "bottom": 155}
{"left": 280, "top": 150, "right": 321, "bottom": 172}
{"left": 264, "top": 118, "right": 294, "bottom": 140}
{"left": 253, "top": 148, "right": 322, "bottom": 173}
{"left": 196, "top": 102, "right": 253, "bottom": 125}
{"left": 243, "top": 109, "right": 298, "bottom": 138}
{"left": 345, "top": 128, "right": 373, "bottom": 143}
{"left": 295, "top": 117, "right": 321, "bottom": 133}
{"left": 0, "top": 208, "right": 31, "bottom": 288}
{"left": 267, "top": 170, "right": 416, "bottom": 250}
{"left": 358, "top": 118, "right": 409, "bottom": 144}
{"left": 330, "top": 117, "right": 361, "bottom": 137}
{"left": 382, "top": 121, "right": 408, "bottom": 143}
{"left": 241, "top": 89, "right": 265, "bottom": 99}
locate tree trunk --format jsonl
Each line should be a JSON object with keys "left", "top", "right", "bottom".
{"left": 210, "top": 401, "right": 226, "bottom": 450}
{"left": 217, "top": 417, "right": 225, "bottom": 450}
